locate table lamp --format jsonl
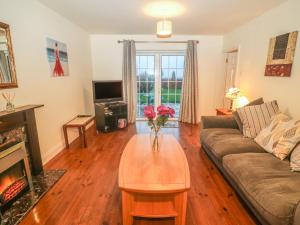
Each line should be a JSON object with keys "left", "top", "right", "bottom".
{"left": 225, "top": 88, "right": 240, "bottom": 110}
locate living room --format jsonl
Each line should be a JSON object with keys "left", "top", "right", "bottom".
{"left": 0, "top": 0, "right": 299, "bottom": 224}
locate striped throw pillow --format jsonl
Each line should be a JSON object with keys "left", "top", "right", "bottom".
{"left": 237, "top": 100, "right": 279, "bottom": 138}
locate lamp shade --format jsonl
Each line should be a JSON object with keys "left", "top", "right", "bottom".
{"left": 157, "top": 20, "right": 172, "bottom": 38}
{"left": 233, "top": 96, "right": 249, "bottom": 110}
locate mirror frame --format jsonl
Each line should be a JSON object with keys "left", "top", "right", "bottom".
{"left": 0, "top": 22, "right": 18, "bottom": 89}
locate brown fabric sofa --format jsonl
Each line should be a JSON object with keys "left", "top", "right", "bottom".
{"left": 201, "top": 115, "right": 300, "bottom": 225}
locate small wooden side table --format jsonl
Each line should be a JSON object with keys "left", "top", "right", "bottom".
{"left": 216, "top": 108, "right": 233, "bottom": 116}
{"left": 63, "top": 115, "right": 95, "bottom": 148}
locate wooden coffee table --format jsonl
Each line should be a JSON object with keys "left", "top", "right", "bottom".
{"left": 119, "top": 134, "right": 190, "bottom": 225}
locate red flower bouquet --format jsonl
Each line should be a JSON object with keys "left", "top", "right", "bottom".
{"left": 144, "top": 105, "right": 175, "bottom": 151}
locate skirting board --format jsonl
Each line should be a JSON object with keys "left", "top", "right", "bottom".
{"left": 42, "top": 122, "right": 94, "bottom": 164}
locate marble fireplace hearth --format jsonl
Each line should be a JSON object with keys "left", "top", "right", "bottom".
{"left": 0, "top": 170, "right": 66, "bottom": 225}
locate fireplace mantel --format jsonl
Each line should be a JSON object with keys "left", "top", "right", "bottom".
{"left": 0, "top": 104, "right": 44, "bottom": 175}
{"left": 0, "top": 105, "right": 43, "bottom": 118}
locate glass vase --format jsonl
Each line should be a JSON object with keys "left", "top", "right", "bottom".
{"left": 6, "top": 102, "right": 15, "bottom": 112}
{"left": 150, "top": 129, "right": 161, "bottom": 151}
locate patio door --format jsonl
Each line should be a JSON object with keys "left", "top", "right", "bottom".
{"left": 136, "top": 51, "right": 185, "bottom": 119}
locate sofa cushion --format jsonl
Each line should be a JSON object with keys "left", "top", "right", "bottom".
{"left": 223, "top": 153, "right": 300, "bottom": 225}
{"left": 201, "top": 128, "right": 265, "bottom": 161}
{"left": 255, "top": 113, "right": 291, "bottom": 153}
{"left": 237, "top": 100, "right": 279, "bottom": 138}
{"left": 273, "top": 119, "right": 300, "bottom": 160}
{"left": 290, "top": 144, "right": 300, "bottom": 171}
{"left": 233, "top": 97, "right": 264, "bottom": 132}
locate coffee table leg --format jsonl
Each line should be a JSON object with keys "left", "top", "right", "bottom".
{"left": 175, "top": 191, "right": 187, "bottom": 225}
{"left": 122, "top": 191, "right": 133, "bottom": 225}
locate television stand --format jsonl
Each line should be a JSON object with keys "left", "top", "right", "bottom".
{"left": 94, "top": 102, "right": 128, "bottom": 133}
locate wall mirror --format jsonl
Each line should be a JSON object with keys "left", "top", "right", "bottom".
{"left": 0, "top": 22, "right": 17, "bottom": 89}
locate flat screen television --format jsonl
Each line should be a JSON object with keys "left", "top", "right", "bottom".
{"left": 93, "top": 80, "right": 123, "bottom": 103}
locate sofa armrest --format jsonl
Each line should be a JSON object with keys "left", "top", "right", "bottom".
{"left": 201, "top": 116, "right": 238, "bottom": 130}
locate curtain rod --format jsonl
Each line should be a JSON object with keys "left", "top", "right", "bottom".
{"left": 117, "top": 40, "right": 199, "bottom": 44}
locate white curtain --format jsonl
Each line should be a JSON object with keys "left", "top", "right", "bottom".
{"left": 179, "top": 40, "right": 200, "bottom": 124}
{"left": 122, "top": 40, "right": 137, "bottom": 123}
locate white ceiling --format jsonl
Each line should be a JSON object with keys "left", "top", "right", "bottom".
{"left": 38, "top": 0, "right": 287, "bottom": 35}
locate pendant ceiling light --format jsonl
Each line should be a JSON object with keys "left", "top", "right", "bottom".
{"left": 144, "top": 1, "right": 185, "bottom": 38}
{"left": 157, "top": 19, "right": 172, "bottom": 38}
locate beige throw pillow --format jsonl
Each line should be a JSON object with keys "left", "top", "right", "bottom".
{"left": 273, "top": 119, "right": 300, "bottom": 160}
{"left": 237, "top": 100, "right": 279, "bottom": 138}
{"left": 290, "top": 144, "right": 300, "bottom": 171}
{"left": 255, "top": 113, "right": 291, "bottom": 153}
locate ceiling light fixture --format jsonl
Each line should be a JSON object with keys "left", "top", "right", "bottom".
{"left": 157, "top": 19, "right": 172, "bottom": 38}
{"left": 144, "top": 1, "right": 185, "bottom": 38}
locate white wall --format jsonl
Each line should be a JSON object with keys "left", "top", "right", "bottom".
{"left": 90, "top": 35, "right": 224, "bottom": 116}
{"left": 223, "top": 0, "right": 300, "bottom": 118}
{"left": 0, "top": 0, "right": 93, "bottom": 163}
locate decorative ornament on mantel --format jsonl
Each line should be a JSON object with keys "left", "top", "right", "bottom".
{"left": 2, "top": 92, "right": 15, "bottom": 112}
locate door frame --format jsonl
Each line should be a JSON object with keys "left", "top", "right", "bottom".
{"left": 223, "top": 47, "right": 240, "bottom": 108}
{"left": 136, "top": 50, "right": 185, "bottom": 120}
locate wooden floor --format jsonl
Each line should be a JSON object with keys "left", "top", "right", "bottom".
{"left": 20, "top": 122, "right": 255, "bottom": 225}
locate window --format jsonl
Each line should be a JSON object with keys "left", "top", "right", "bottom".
{"left": 161, "top": 55, "right": 184, "bottom": 118}
{"left": 136, "top": 52, "right": 185, "bottom": 119}
{"left": 136, "top": 55, "right": 155, "bottom": 118}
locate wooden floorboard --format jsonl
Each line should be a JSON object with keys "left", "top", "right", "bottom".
{"left": 20, "top": 122, "right": 255, "bottom": 225}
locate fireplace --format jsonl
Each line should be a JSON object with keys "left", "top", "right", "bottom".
{"left": 0, "top": 105, "right": 43, "bottom": 214}
{"left": 0, "top": 161, "right": 28, "bottom": 208}
{"left": 0, "top": 142, "right": 33, "bottom": 212}
{"left": 0, "top": 105, "right": 44, "bottom": 175}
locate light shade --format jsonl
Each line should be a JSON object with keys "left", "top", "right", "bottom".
{"left": 233, "top": 96, "right": 250, "bottom": 110}
{"left": 157, "top": 20, "right": 172, "bottom": 38}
